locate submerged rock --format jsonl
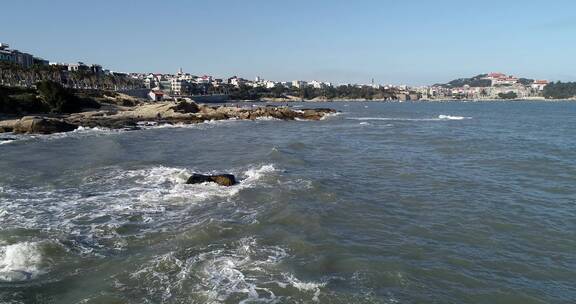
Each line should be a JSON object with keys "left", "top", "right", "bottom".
{"left": 13, "top": 116, "right": 77, "bottom": 134}
{"left": 186, "top": 173, "right": 237, "bottom": 186}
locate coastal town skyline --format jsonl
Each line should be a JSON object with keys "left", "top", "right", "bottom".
{"left": 3, "top": 0, "right": 576, "bottom": 85}
{"left": 0, "top": 40, "right": 567, "bottom": 101}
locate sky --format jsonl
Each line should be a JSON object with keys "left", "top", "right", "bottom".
{"left": 2, "top": 0, "right": 576, "bottom": 85}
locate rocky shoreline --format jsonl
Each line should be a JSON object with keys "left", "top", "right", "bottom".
{"left": 0, "top": 101, "right": 337, "bottom": 135}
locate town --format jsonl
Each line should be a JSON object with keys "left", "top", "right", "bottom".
{"left": 0, "top": 42, "right": 569, "bottom": 102}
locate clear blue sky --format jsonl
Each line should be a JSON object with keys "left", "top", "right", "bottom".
{"left": 2, "top": 0, "right": 575, "bottom": 85}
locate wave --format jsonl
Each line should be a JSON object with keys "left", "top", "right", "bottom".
{"left": 0, "top": 164, "right": 279, "bottom": 253}
{"left": 0, "top": 119, "right": 245, "bottom": 145}
{"left": 320, "top": 112, "right": 342, "bottom": 120}
{"left": 128, "top": 237, "right": 325, "bottom": 303}
{"left": 0, "top": 242, "right": 45, "bottom": 282}
{"left": 349, "top": 114, "right": 471, "bottom": 122}
{"left": 437, "top": 115, "right": 471, "bottom": 120}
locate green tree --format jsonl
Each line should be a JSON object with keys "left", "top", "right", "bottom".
{"left": 498, "top": 92, "right": 518, "bottom": 99}
{"left": 37, "top": 80, "right": 80, "bottom": 113}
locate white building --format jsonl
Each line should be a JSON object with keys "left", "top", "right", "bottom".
{"left": 531, "top": 80, "right": 549, "bottom": 91}
{"left": 292, "top": 80, "right": 307, "bottom": 88}
{"left": 148, "top": 90, "right": 165, "bottom": 101}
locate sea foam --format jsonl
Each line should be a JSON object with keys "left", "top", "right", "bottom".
{"left": 349, "top": 114, "right": 471, "bottom": 121}
{"left": 437, "top": 115, "right": 471, "bottom": 120}
{"left": 128, "top": 237, "right": 325, "bottom": 303}
{"left": 0, "top": 242, "right": 45, "bottom": 282}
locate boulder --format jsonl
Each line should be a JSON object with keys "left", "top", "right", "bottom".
{"left": 186, "top": 173, "right": 237, "bottom": 186}
{"left": 300, "top": 108, "right": 336, "bottom": 120}
{"left": 173, "top": 100, "right": 200, "bottom": 113}
{"left": 13, "top": 116, "right": 77, "bottom": 134}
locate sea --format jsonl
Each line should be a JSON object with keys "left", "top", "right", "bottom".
{"left": 0, "top": 101, "right": 575, "bottom": 303}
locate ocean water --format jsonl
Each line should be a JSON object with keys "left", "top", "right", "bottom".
{"left": 0, "top": 101, "right": 575, "bottom": 303}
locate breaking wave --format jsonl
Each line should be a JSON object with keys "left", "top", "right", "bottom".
{"left": 437, "top": 115, "right": 471, "bottom": 120}
{"left": 349, "top": 114, "right": 471, "bottom": 122}
{"left": 0, "top": 242, "right": 45, "bottom": 282}
{"left": 128, "top": 237, "right": 326, "bottom": 303}
{"left": 0, "top": 164, "right": 279, "bottom": 254}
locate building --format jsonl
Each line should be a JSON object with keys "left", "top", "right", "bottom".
{"left": 292, "top": 80, "right": 307, "bottom": 88}
{"left": 228, "top": 76, "right": 246, "bottom": 87}
{"left": 0, "top": 51, "right": 12, "bottom": 62}
{"left": 0, "top": 43, "right": 34, "bottom": 68}
{"left": 170, "top": 78, "right": 188, "bottom": 95}
{"left": 531, "top": 80, "right": 549, "bottom": 91}
{"left": 485, "top": 72, "right": 518, "bottom": 86}
{"left": 309, "top": 80, "right": 332, "bottom": 89}
{"left": 68, "top": 62, "right": 89, "bottom": 72}
{"left": 265, "top": 81, "right": 278, "bottom": 89}
{"left": 148, "top": 90, "right": 165, "bottom": 101}
{"left": 12, "top": 51, "right": 34, "bottom": 68}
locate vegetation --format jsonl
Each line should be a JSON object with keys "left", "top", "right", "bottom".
{"left": 0, "top": 81, "right": 101, "bottom": 114}
{"left": 0, "top": 62, "right": 142, "bottom": 90}
{"left": 227, "top": 84, "right": 403, "bottom": 101}
{"left": 0, "top": 86, "right": 47, "bottom": 114}
{"left": 498, "top": 92, "right": 518, "bottom": 99}
{"left": 542, "top": 82, "right": 576, "bottom": 99}
{"left": 437, "top": 74, "right": 492, "bottom": 88}
{"left": 37, "top": 81, "right": 100, "bottom": 113}
{"left": 518, "top": 78, "right": 535, "bottom": 86}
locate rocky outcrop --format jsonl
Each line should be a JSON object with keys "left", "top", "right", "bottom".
{"left": 186, "top": 174, "right": 237, "bottom": 186}
{"left": 12, "top": 116, "right": 78, "bottom": 134}
{"left": 0, "top": 101, "right": 337, "bottom": 134}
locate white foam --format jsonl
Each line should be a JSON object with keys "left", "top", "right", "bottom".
{"left": 128, "top": 237, "right": 325, "bottom": 303}
{"left": 0, "top": 164, "right": 280, "bottom": 253}
{"left": 320, "top": 112, "right": 342, "bottom": 120}
{"left": 0, "top": 242, "right": 44, "bottom": 282}
{"left": 255, "top": 116, "right": 281, "bottom": 121}
{"left": 437, "top": 115, "right": 471, "bottom": 120}
{"left": 349, "top": 115, "right": 471, "bottom": 122}
{"left": 243, "top": 164, "right": 276, "bottom": 181}
{"left": 282, "top": 273, "right": 327, "bottom": 302}
{"left": 73, "top": 126, "right": 114, "bottom": 133}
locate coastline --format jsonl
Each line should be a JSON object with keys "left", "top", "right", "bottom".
{"left": 0, "top": 100, "right": 336, "bottom": 135}
{"left": 246, "top": 97, "right": 576, "bottom": 103}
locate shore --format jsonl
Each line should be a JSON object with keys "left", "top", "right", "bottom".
{"left": 0, "top": 101, "right": 337, "bottom": 135}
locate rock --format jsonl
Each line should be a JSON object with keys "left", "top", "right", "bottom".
{"left": 13, "top": 116, "right": 78, "bottom": 134}
{"left": 10, "top": 102, "right": 338, "bottom": 132}
{"left": 0, "top": 119, "right": 18, "bottom": 133}
{"left": 186, "top": 173, "right": 237, "bottom": 186}
{"left": 173, "top": 100, "right": 200, "bottom": 113}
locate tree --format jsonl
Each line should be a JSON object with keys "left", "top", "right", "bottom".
{"left": 498, "top": 91, "right": 518, "bottom": 99}
{"left": 37, "top": 80, "right": 81, "bottom": 113}
{"left": 543, "top": 81, "right": 576, "bottom": 99}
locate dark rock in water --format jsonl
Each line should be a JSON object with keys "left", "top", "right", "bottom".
{"left": 186, "top": 173, "right": 237, "bottom": 186}
{"left": 173, "top": 100, "right": 200, "bottom": 113}
{"left": 0, "top": 137, "right": 17, "bottom": 141}
{"left": 13, "top": 116, "right": 77, "bottom": 134}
